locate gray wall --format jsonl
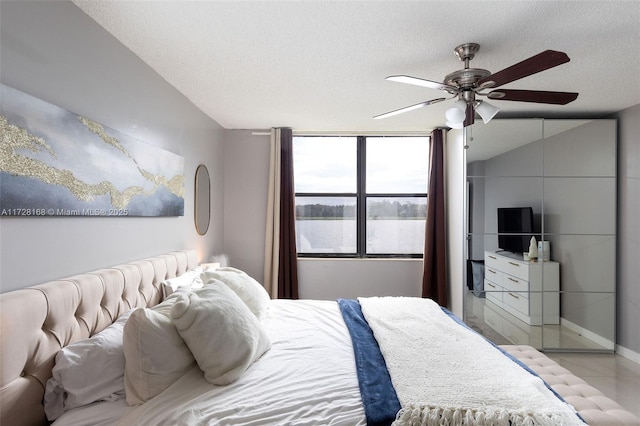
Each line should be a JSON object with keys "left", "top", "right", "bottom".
{"left": 0, "top": 1, "right": 225, "bottom": 292}
{"left": 611, "top": 104, "right": 640, "bottom": 357}
{"left": 222, "top": 130, "right": 271, "bottom": 282}
{"left": 543, "top": 121, "right": 617, "bottom": 344}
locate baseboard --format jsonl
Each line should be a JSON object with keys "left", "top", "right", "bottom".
{"left": 616, "top": 344, "right": 640, "bottom": 364}
{"left": 560, "top": 318, "right": 615, "bottom": 350}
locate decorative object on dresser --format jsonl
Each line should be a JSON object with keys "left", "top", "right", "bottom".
{"left": 484, "top": 250, "right": 559, "bottom": 325}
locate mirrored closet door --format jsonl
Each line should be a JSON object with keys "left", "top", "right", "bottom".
{"left": 463, "top": 118, "right": 616, "bottom": 351}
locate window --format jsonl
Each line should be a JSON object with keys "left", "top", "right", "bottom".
{"left": 293, "top": 135, "right": 429, "bottom": 257}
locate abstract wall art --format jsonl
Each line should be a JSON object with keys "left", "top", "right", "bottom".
{"left": 0, "top": 84, "right": 184, "bottom": 217}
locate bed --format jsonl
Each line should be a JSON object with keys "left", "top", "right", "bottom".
{"left": 1, "top": 250, "right": 638, "bottom": 426}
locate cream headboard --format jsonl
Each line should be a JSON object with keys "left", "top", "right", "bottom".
{"left": 0, "top": 250, "right": 197, "bottom": 426}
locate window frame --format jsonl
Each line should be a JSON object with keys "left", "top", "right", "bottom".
{"left": 294, "top": 135, "right": 428, "bottom": 259}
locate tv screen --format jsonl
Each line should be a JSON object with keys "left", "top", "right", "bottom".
{"left": 497, "top": 207, "right": 534, "bottom": 254}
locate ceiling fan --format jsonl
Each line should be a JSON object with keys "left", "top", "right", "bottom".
{"left": 374, "top": 43, "right": 578, "bottom": 128}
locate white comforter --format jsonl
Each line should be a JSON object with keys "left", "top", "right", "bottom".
{"left": 116, "top": 299, "right": 366, "bottom": 425}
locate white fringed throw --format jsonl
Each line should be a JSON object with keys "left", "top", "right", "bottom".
{"left": 358, "top": 297, "right": 585, "bottom": 426}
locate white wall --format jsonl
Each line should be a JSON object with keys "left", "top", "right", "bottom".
{"left": 0, "top": 1, "right": 225, "bottom": 292}
{"left": 299, "top": 258, "right": 422, "bottom": 300}
{"left": 447, "top": 129, "right": 465, "bottom": 317}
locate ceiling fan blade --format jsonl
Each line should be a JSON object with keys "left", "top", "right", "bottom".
{"left": 373, "top": 98, "right": 446, "bottom": 120}
{"left": 487, "top": 89, "right": 578, "bottom": 105}
{"left": 477, "top": 50, "right": 570, "bottom": 89}
{"left": 386, "top": 75, "right": 458, "bottom": 93}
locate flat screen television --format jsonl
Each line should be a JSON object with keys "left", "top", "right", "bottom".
{"left": 497, "top": 207, "right": 534, "bottom": 254}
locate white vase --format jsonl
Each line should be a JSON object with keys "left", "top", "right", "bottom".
{"left": 538, "top": 241, "right": 550, "bottom": 261}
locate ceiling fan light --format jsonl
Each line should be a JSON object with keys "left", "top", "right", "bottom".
{"left": 445, "top": 107, "right": 466, "bottom": 123}
{"left": 446, "top": 100, "right": 467, "bottom": 122}
{"left": 446, "top": 120, "right": 464, "bottom": 129}
{"left": 476, "top": 100, "right": 500, "bottom": 124}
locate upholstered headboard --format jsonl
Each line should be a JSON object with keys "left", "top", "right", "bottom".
{"left": 0, "top": 250, "right": 197, "bottom": 426}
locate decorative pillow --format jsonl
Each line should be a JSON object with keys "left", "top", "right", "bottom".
{"left": 171, "top": 286, "right": 271, "bottom": 385}
{"left": 201, "top": 267, "right": 271, "bottom": 321}
{"left": 43, "top": 309, "right": 134, "bottom": 421}
{"left": 160, "top": 270, "right": 203, "bottom": 298}
{"left": 122, "top": 295, "right": 195, "bottom": 405}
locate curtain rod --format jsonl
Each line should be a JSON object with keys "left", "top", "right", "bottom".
{"left": 251, "top": 130, "right": 433, "bottom": 137}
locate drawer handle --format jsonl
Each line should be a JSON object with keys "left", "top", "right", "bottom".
{"left": 488, "top": 269, "right": 497, "bottom": 274}
{"left": 486, "top": 283, "right": 496, "bottom": 289}
{"left": 488, "top": 255, "right": 497, "bottom": 260}
{"left": 508, "top": 277, "right": 519, "bottom": 283}
{"left": 508, "top": 292, "right": 520, "bottom": 300}
{"left": 508, "top": 262, "right": 520, "bottom": 267}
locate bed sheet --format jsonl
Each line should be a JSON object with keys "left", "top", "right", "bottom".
{"left": 52, "top": 399, "right": 130, "bottom": 426}
{"left": 116, "top": 299, "right": 366, "bottom": 425}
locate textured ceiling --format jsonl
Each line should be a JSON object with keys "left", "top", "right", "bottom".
{"left": 72, "top": 1, "right": 640, "bottom": 132}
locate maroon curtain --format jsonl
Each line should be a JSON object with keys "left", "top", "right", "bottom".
{"left": 422, "top": 128, "right": 447, "bottom": 306}
{"left": 277, "top": 128, "right": 299, "bottom": 299}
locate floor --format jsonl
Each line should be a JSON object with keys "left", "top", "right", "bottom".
{"left": 464, "top": 293, "right": 640, "bottom": 418}
{"left": 465, "top": 292, "right": 614, "bottom": 350}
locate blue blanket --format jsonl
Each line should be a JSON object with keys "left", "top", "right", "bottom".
{"left": 337, "top": 299, "right": 400, "bottom": 426}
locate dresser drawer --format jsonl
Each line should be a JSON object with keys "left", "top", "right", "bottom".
{"left": 500, "top": 259, "right": 528, "bottom": 281}
{"left": 485, "top": 252, "right": 528, "bottom": 281}
{"left": 484, "top": 253, "right": 501, "bottom": 269}
{"left": 501, "top": 274, "right": 529, "bottom": 295}
{"left": 504, "top": 291, "right": 529, "bottom": 315}
{"left": 484, "top": 280, "right": 503, "bottom": 306}
{"left": 484, "top": 265, "right": 502, "bottom": 286}
{"left": 483, "top": 251, "right": 560, "bottom": 326}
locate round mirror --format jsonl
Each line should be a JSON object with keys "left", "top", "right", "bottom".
{"left": 194, "top": 164, "right": 210, "bottom": 235}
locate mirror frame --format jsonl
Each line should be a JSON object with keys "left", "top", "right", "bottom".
{"left": 194, "top": 164, "right": 211, "bottom": 235}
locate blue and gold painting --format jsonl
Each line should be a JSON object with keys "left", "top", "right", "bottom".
{"left": 0, "top": 84, "right": 184, "bottom": 217}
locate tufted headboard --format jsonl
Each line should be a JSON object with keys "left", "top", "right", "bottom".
{"left": 0, "top": 250, "right": 198, "bottom": 426}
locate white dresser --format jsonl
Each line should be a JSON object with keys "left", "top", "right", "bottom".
{"left": 484, "top": 251, "right": 559, "bottom": 325}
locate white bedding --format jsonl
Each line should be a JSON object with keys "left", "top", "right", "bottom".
{"left": 116, "top": 299, "right": 366, "bottom": 425}
{"left": 52, "top": 400, "right": 130, "bottom": 426}
{"left": 53, "top": 297, "right": 583, "bottom": 426}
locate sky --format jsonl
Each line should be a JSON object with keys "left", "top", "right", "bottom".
{"left": 293, "top": 135, "right": 429, "bottom": 194}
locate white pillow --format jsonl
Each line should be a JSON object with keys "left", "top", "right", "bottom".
{"left": 160, "top": 270, "right": 203, "bottom": 298}
{"left": 122, "top": 297, "right": 195, "bottom": 405}
{"left": 201, "top": 267, "right": 271, "bottom": 321}
{"left": 43, "top": 309, "right": 134, "bottom": 421}
{"left": 171, "top": 286, "right": 271, "bottom": 385}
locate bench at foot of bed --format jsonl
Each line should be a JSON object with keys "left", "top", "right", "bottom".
{"left": 501, "top": 345, "right": 640, "bottom": 426}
